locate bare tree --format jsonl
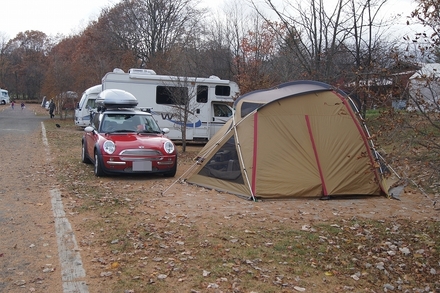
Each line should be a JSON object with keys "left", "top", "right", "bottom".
{"left": 99, "top": 0, "right": 206, "bottom": 68}
{"left": 248, "top": 0, "right": 350, "bottom": 83}
{"left": 402, "top": 0, "right": 440, "bottom": 162}
{"left": 55, "top": 91, "right": 78, "bottom": 120}
{"left": 157, "top": 77, "right": 204, "bottom": 152}
{"left": 248, "top": 0, "right": 396, "bottom": 87}
{"left": 410, "top": 0, "right": 440, "bottom": 51}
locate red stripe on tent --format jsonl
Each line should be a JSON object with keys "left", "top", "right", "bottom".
{"left": 335, "top": 92, "right": 382, "bottom": 188}
{"left": 251, "top": 112, "right": 258, "bottom": 195}
{"left": 305, "top": 115, "right": 328, "bottom": 195}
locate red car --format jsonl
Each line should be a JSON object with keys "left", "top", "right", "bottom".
{"left": 81, "top": 89, "right": 177, "bottom": 177}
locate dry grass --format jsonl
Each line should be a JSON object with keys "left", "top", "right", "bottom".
{"left": 34, "top": 104, "right": 440, "bottom": 293}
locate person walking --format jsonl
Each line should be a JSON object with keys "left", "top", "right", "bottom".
{"left": 21, "top": 102, "right": 25, "bottom": 110}
{"left": 49, "top": 100, "right": 56, "bottom": 118}
{"left": 11, "top": 101, "right": 14, "bottom": 109}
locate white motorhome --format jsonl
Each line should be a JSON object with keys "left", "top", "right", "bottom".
{"left": 101, "top": 68, "right": 240, "bottom": 141}
{"left": 74, "top": 84, "right": 102, "bottom": 127}
{"left": 1, "top": 88, "right": 10, "bottom": 105}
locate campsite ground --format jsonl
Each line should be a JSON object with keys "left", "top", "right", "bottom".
{"left": 2, "top": 103, "right": 439, "bottom": 292}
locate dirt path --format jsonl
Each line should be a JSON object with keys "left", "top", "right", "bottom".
{"left": 0, "top": 105, "right": 63, "bottom": 292}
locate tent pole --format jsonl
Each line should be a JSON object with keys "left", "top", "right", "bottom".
{"left": 161, "top": 159, "right": 202, "bottom": 195}
{"left": 375, "top": 152, "right": 401, "bottom": 180}
{"left": 163, "top": 111, "right": 257, "bottom": 201}
{"left": 232, "top": 111, "right": 257, "bottom": 202}
{"left": 348, "top": 97, "right": 386, "bottom": 175}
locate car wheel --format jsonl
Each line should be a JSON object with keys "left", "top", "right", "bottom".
{"left": 81, "top": 142, "right": 91, "bottom": 164}
{"left": 0, "top": 100, "right": 5, "bottom": 105}
{"left": 94, "top": 152, "right": 105, "bottom": 177}
{"left": 163, "top": 159, "right": 177, "bottom": 177}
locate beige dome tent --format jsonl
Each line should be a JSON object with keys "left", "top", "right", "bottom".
{"left": 184, "top": 81, "right": 392, "bottom": 201}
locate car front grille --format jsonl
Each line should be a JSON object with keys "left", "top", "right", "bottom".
{"left": 119, "top": 149, "right": 162, "bottom": 156}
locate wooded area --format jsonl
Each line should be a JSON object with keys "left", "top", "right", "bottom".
{"left": 0, "top": 0, "right": 434, "bottom": 102}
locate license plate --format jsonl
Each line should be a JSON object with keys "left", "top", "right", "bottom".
{"left": 133, "top": 161, "right": 152, "bottom": 171}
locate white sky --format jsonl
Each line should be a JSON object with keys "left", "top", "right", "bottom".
{"left": 0, "top": 0, "right": 117, "bottom": 39}
{"left": 0, "top": 0, "right": 420, "bottom": 41}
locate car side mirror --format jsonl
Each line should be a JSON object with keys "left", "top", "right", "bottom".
{"left": 162, "top": 128, "right": 170, "bottom": 134}
{"left": 84, "top": 126, "right": 94, "bottom": 133}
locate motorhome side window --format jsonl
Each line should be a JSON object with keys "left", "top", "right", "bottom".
{"left": 215, "top": 85, "right": 231, "bottom": 96}
{"left": 156, "top": 86, "right": 188, "bottom": 105}
{"left": 196, "top": 85, "right": 208, "bottom": 103}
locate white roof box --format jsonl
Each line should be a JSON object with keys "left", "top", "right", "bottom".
{"left": 96, "top": 89, "right": 138, "bottom": 108}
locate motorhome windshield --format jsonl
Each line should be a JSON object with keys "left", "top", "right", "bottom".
{"left": 1, "top": 89, "right": 10, "bottom": 105}
{"left": 79, "top": 95, "right": 96, "bottom": 109}
{"left": 1, "top": 89, "right": 9, "bottom": 98}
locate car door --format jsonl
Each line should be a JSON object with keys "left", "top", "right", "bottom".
{"left": 86, "top": 113, "right": 101, "bottom": 159}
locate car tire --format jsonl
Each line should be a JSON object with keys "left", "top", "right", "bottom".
{"left": 0, "top": 100, "right": 5, "bottom": 105}
{"left": 81, "top": 142, "right": 91, "bottom": 164}
{"left": 163, "top": 159, "right": 177, "bottom": 177}
{"left": 94, "top": 152, "right": 105, "bottom": 177}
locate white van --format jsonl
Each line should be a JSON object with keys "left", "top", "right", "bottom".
{"left": 74, "top": 84, "right": 102, "bottom": 127}
{"left": 101, "top": 68, "right": 240, "bottom": 141}
{"left": 1, "top": 88, "right": 10, "bottom": 105}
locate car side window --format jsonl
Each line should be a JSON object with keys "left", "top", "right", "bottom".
{"left": 92, "top": 113, "right": 100, "bottom": 130}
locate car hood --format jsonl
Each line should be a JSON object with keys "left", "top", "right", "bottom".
{"left": 103, "top": 133, "right": 172, "bottom": 147}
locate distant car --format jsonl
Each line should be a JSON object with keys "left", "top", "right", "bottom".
{"left": 40, "top": 99, "right": 50, "bottom": 110}
{"left": 81, "top": 89, "right": 177, "bottom": 177}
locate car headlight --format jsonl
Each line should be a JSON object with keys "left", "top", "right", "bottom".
{"left": 103, "top": 140, "right": 116, "bottom": 154}
{"left": 164, "top": 141, "right": 175, "bottom": 154}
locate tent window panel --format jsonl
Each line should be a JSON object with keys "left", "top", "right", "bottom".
{"left": 198, "top": 136, "right": 244, "bottom": 184}
{"left": 241, "top": 102, "right": 263, "bottom": 117}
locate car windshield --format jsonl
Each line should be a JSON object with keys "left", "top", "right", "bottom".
{"left": 100, "top": 113, "right": 162, "bottom": 133}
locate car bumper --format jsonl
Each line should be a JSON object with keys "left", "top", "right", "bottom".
{"left": 101, "top": 155, "right": 176, "bottom": 173}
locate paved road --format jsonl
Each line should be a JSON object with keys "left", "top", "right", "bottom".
{"left": 0, "top": 105, "right": 87, "bottom": 292}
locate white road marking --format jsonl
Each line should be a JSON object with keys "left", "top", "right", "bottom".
{"left": 41, "top": 122, "right": 49, "bottom": 148}
{"left": 42, "top": 122, "right": 90, "bottom": 293}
